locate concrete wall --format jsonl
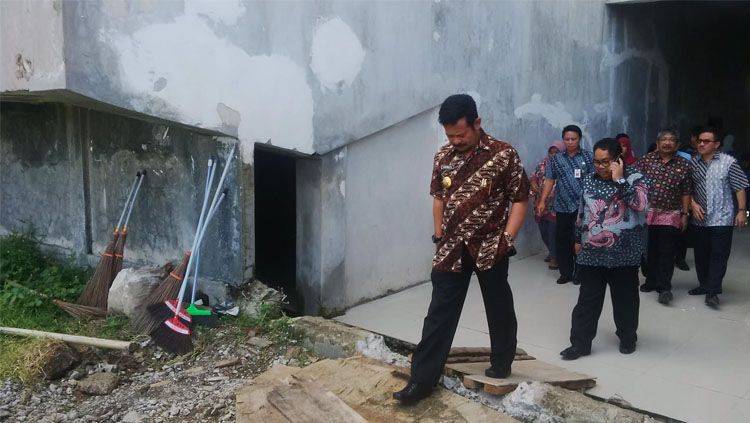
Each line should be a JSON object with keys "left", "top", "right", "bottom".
{"left": 0, "top": 0, "right": 66, "bottom": 92}
{"left": 0, "top": 101, "right": 243, "bottom": 291}
{"left": 2, "top": 0, "right": 677, "bottom": 312}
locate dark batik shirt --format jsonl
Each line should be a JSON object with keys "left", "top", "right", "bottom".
{"left": 634, "top": 151, "right": 692, "bottom": 228}
{"left": 575, "top": 167, "right": 649, "bottom": 268}
{"left": 545, "top": 149, "right": 595, "bottom": 213}
{"left": 691, "top": 152, "right": 749, "bottom": 227}
{"left": 430, "top": 131, "right": 530, "bottom": 272}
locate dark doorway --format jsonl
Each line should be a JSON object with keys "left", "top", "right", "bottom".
{"left": 254, "top": 146, "right": 298, "bottom": 310}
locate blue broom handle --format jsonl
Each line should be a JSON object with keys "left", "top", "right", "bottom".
{"left": 122, "top": 171, "right": 145, "bottom": 230}
{"left": 116, "top": 173, "right": 140, "bottom": 230}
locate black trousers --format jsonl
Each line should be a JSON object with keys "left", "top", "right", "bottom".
{"left": 644, "top": 225, "right": 679, "bottom": 292}
{"left": 692, "top": 226, "right": 734, "bottom": 295}
{"left": 410, "top": 248, "right": 517, "bottom": 386}
{"left": 555, "top": 211, "right": 578, "bottom": 281}
{"left": 570, "top": 265, "right": 639, "bottom": 351}
{"left": 675, "top": 226, "right": 690, "bottom": 262}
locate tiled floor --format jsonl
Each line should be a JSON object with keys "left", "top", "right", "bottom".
{"left": 338, "top": 230, "right": 750, "bottom": 422}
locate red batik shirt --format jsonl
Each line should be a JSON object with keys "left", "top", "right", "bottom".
{"left": 430, "top": 131, "right": 530, "bottom": 272}
{"left": 634, "top": 151, "right": 692, "bottom": 228}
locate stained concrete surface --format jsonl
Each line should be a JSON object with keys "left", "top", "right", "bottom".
{"left": 338, "top": 229, "right": 750, "bottom": 422}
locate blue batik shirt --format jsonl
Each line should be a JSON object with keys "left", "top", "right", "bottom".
{"left": 575, "top": 167, "right": 650, "bottom": 268}
{"left": 691, "top": 152, "right": 749, "bottom": 227}
{"left": 545, "top": 149, "right": 595, "bottom": 213}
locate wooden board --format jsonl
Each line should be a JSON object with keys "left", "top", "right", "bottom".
{"left": 445, "top": 354, "right": 534, "bottom": 364}
{"left": 267, "top": 376, "right": 367, "bottom": 423}
{"left": 237, "top": 357, "right": 520, "bottom": 423}
{"left": 448, "top": 347, "right": 528, "bottom": 357}
{"left": 452, "top": 360, "right": 596, "bottom": 396}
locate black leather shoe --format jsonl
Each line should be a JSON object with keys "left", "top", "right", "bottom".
{"left": 705, "top": 294, "right": 720, "bottom": 308}
{"left": 640, "top": 284, "right": 655, "bottom": 293}
{"left": 619, "top": 343, "right": 636, "bottom": 354}
{"left": 658, "top": 291, "right": 673, "bottom": 305}
{"left": 572, "top": 279, "right": 581, "bottom": 286}
{"left": 485, "top": 366, "right": 511, "bottom": 379}
{"left": 560, "top": 346, "right": 590, "bottom": 361}
{"left": 556, "top": 276, "right": 571, "bottom": 285}
{"left": 675, "top": 259, "right": 690, "bottom": 271}
{"left": 688, "top": 286, "right": 707, "bottom": 295}
{"left": 393, "top": 382, "right": 432, "bottom": 405}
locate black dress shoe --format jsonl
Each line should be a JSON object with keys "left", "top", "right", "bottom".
{"left": 560, "top": 346, "right": 590, "bottom": 361}
{"left": 688, "top": 286, "right": 707, "bottom": 295}
{"left": 658, "top": 291, "right": 673, "bottom": 305}
{"left": 556, "top": 276, "right": 571, "bottom": 285}
{"left": 705, "top": 294, "right": 720, "bottom": 308}
{"left": 484, "top": 366, "right": 511, "bottom": 379}
{"left": 393, "top": 382, "right": 432, "bottom": 405}
{"left": 619, "top": 343, "right": 636, "bottom": 354}
{"left": 640, "top": 284, "right": 655, "bottom": 293}
{"left": 675, "top": 259, "right": 690, "bottom": 271}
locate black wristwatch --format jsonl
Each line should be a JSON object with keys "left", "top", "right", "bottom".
{"left": 432, "top": 234, "right": 443, "bottom": 244}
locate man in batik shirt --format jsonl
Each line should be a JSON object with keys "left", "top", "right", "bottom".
{"left": 560, "top": 138, "right": 649, "bottom": 360}
{"left": 394, "top": 94, "right": 529, "bottom": 405}
{"left": 634, "top": 128, "right": 692, "bottom": 305}
{"left": 689, "top": 127, "right": 748, "bottom": 308}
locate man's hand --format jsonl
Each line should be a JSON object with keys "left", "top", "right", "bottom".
{"left": 610, "top": 158, "right": 624, "bottom": 181}
{"left": 691, "top": 199, "right": 705, "bottom": 222}
{"left": 574, "top": 243, "right": 582, "bottom": 255}
{"left": 680, "top": 215, "right": 689, "bottom": 232}
{"left": 536, "top": 199, "right": 546, "bottom": 215}
{"left": 736, "top": 210, "right": 748, "bottom": 228}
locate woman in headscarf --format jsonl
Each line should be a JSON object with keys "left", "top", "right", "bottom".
{"left": 616, "top": 133, "right": 637, "bottom": 165}
{"left": 530, "top": 140, "right": 563, "bottom": 269}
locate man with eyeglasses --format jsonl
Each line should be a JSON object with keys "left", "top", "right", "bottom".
{"left": 559, "top": 138, "right": 649, "bottom": 360}
{"left": 689, "top": 127, "right": 748, "bottom": 308}
{"left": 634, "top": 128, "right": 692, "bottom": 305}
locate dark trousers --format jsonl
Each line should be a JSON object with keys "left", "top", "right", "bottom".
{"left": 537, "top": 219, "right": 556, "bottom": 258}
{"left": 675, "top": 227, "right": 690, "bottom": 262}
{"left": 644, "top": 225, "right": 679, "bottom": 292}
{"left": 410, "top": 248, "right": 517, "bottom": 386}
{"left": 555, "top": 211, "right": 577, "bottom": 280}
{"left": 570, "top": 266, "right": 639, "bottom": 351}
{"left": 692, "top": 226, "right": 734, "bottom": 295}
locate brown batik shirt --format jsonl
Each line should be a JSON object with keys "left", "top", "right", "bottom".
{"left": 430, "top": 130, "right": 530, "bottom": 272}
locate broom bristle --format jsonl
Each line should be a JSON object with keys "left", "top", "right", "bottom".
{"left": 53, "top": 300, "right": 107, "bottom": 319}
{"left": 150, "top": 317, "right": 193, "bottom": 354}
{"left": 191, "top": 313, "right": 219, "bottom": 328}
{"left": 77, "top": 234, "right": 118, "bottom": 309}
{"left": 142, "top": 252, "right": 191, "bottom": 306}
{"left": 111, "top": 231, "right": 128, "bottom": 283}
{"left": 132, "top": 301, "right": 192, "bottom": 334}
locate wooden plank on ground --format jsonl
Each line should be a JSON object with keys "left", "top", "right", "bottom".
{"left": 445, "top": 354, "right": 534, "bottom": 364}
{"left": 267, "top": 376, "right": 367, "bottom": 423}
{"left": 455, "top": 360, "right": 596, "bottom": 396}
{"left": 448, "top": 347, "right": 528, "bottom": 357}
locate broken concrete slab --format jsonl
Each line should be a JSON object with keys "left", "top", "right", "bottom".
{"left": 502, "top": 381, "right": 655, "bottom": 422}
{"left": 291, "top": 316, "right": 373, "bottom": 359}
{"left": 237, "top": 280, "right": 287, "bottom": 319}
{"left": 237, "top": 357, "right": 519, "bottom": 422}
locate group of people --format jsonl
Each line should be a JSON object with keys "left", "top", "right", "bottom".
{"left": 393, "top": 94, "right": 749, "bottom": 405}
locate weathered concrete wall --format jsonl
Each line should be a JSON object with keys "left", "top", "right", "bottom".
{"left": 0, "top": 0, "right": 66, "bottom": 92}
{"left": 0, "top": 102, "right": 243, "bottom": 287}
{"left": 0, "top": 103, "right": 86, "bottom": 257}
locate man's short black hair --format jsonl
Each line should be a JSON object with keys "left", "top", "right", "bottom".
{"left": 562, "top": 125, "right": 582, "bottom": 139}
{"left": 438, "top": 94, "right": 478, "bottom": 126}
{"left": 690, "top": 125, "right": 702, "bottom": 137}
{"left": 593, "top": 137, "right": 622, "bottom": 159}
{"left": 698, "top": 126, "right": 723, "bottom": 146}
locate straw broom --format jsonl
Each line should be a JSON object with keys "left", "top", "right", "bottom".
{"left": 112, "top": 171, "right": 145, "bottom": 280}
{"left": 151, "top": 145, "right": 236, "bottom": 354}
{"left": 70, "top": 173, "right": 140, "bottom": 311}
{"left": 130, "top": 252, "right": 191, "bottom": 334}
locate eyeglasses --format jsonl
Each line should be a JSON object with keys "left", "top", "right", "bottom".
{"left": 696, "top": 139, "right": 717, "bottom": 145}
{"left": 658, "top": 137, "right": 678, "bottom": 143}
{"left": 593, "top": 159, "right": 614, "bottom": 167}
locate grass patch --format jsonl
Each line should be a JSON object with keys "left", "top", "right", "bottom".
{"left": 0, "top": 231, "right": 131, "bottom": 384}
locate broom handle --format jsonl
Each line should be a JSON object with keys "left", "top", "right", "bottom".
{"left": 116, "top": 173, "right": 140, "bottom": 231}
{"left": 190, "top": 190, "right": 228, "bottom": 304}
{"left": 190, "top": 158, "right": 217, "bottom": 304}
{"left": 122, "top": 171, "right": 146, "bottom": 231}
{"left": 0, "top": 327, "right": 134, "bottom": 351}
{"left": 173, "top": 149, "right": 231, "bottom": 316}
{"left": 205, "top": 144, "right": 236, "bottom": 231}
